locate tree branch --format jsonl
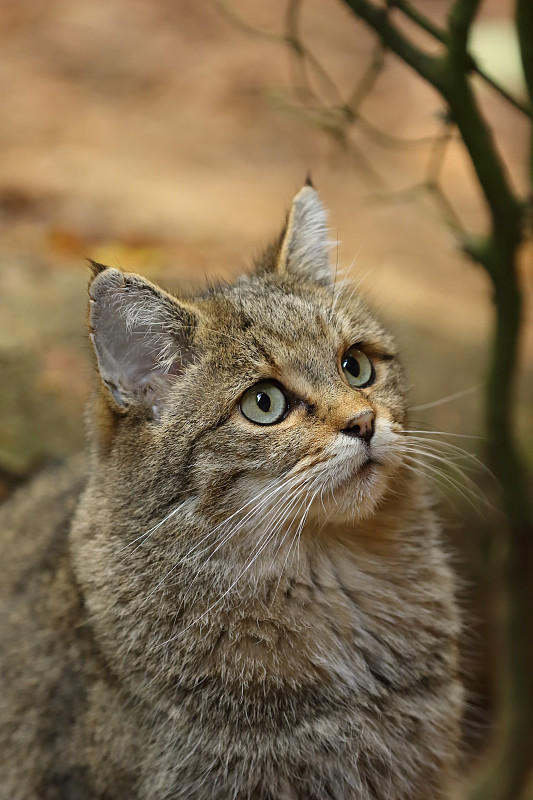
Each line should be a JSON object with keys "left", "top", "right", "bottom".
{"left": 439, "top": 2, "right": 523, "bottom": 274}
{"left": 473, "top": 68, "right": 532, "bottom": 120}
{"left": 285, "top": 0, "right": 346, "bottom": 106}
{"left": 392, "top": 0, "right": 531, "bottom": 118}
{"left": 390, "top": 0, "right": 447, "bottom": 44}
{"left": 343, "top": 0, "right": 523, "bottom": 277}
{"left": 447, "top": 0, "right": 482, "bottom": 67}
{"left": 341, "top": 0, "right": 445, "bottom": 89}
{"left": 345, "top": 43, "right": 385, "bottom": 116}
{"left": 336, "top": 4, "right": 533, "bottom": 799}
{"left": 214, "top": 16, "right": 533, "bottom": 796}
{"left": 517, "top": 0, "right": 533, "bottom": 113}
{"left": 516, "top": 0, "right": 533, "bottom": 181}
{"left": 214, "top": 0, "right": 282, "bottom": 41}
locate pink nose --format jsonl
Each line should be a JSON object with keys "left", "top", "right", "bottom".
{"left": 341, "top": 411, "right": 375, "bottom": 444}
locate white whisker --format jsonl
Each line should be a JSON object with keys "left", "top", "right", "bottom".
{"left": 404, "top": 428, "right": 482, "bottom": 440}
{"left": 142, "top": 476, "right": 291, "bottom": 605}
{"left": 177, "top": 475, "right": 308, "bottom": 606}
{"left": 403, "top": 454, "right": 488, "bottom": 514}
{"left": 267, "top": 477, "right": 316, "bottom": 594}
{"left": 404, "top": 435, "right": 494, "bottom": 479}
{"left": 158, "top": 473, "right": 320, "bottom": 645}
{"left": 116, "top": 497, "right": 191, "bottom": 555}
{"left": 409, "top": 384, "right": 481, "bottom": 411}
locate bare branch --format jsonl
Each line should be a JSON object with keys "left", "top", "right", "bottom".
{"left": 341, "top": 0, "right": 445, "bottom": 88}
{"left": 517, "top": 0, "right": 533, "bottom": 113}
{"left": 341, "top": 0, "right": 523, "bottom": 274}
{"left": 437, "top": 6, "right": 523, "bottom": 272}
{"left": 368, "top": 179, "right": 465, "bottom": 239}
{"left": 356, "top": 114, "right": 450, "bottom": 149}
{"left": 425, "top": 183, "right": 466, "bottom": 237}
{"left": 390, "top": 0, "right": 447, "bottom": 44}
{"left": 392, "top": 0, "right": 531, "bottom": 118}
{"left": 425, "top": 116, "right": 454, "bottom": 182}
{"left": 345, "top": 43, "right": 385, "bottom": 115}
{"left": 214, "top": 0, "right": 283, "bottom": 41}
{"left": 285, "top": 0, "right": 346, "bottom": 106}
{"left": 472, "top": 66, "right": 532, "bottom": 120}
{"left": 447, "top": 0, "right": 482, "bottom": 66}
{"left": 517, "top": 0, "right": 533, "bottom": 181}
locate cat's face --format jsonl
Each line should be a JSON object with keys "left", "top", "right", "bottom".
{"left": 164, "top": 278, "right": 406, "bottom": 527}
{"left": 88, "top": 186, "right": 408, "bottom": 541}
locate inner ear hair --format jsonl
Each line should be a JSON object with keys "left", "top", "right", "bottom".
{"left": 88, "top": 258, "right": 109, "bottom": 278}
{"left": 275, "top": 185, "right": 333, "bottom": 289}
{"left": 88, "top": 267, "right": 199, "bottom": 420}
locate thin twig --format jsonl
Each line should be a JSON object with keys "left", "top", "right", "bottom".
{"left": 472, "top": 67, "right": 532, "bottom": 119}
{"left": 356, "top": 114, "right": 445, "bottom": 149}
{"left": 389, "top": 0, "right": 447, "bottom": 44}
{"left": 285, "top": 0, "right": 345, "bottom": 106}
{"left": 345, "top": 42, "right": 385, "bottom": 114}
{"left": 425, "top": 117, "right": 454, "bottom": 183}
{"left": 426, "top": 183, "right": 466, "bottom": 236}
{"left": 517, "top": 0, "right": 533, "bottom": 178}
{"left": 214, "top": 0, "right": 283, "bottom": 41}
{"left": 341, "top": 0, "right": 445, "bottom": 88}
{"left": 392, "top": 0, "right": 531, "bottom": 118}
{"left": 284, "top": 0, "right": 317, "bottom": 103}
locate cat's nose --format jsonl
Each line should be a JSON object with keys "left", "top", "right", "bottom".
{"left": 341, "top": 410, "right": 375, "bottom": 444}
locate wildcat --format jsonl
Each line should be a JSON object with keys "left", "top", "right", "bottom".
{"left": 0, "top": 183, "right": 462, "bottom": 799}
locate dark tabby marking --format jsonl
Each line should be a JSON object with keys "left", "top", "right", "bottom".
{"left": 0, "top": 186, "right": 462, "bottom": 799}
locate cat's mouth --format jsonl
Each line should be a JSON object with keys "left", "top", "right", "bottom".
{"left": 357, "top": 457, "right": 377, "bottom": 476}
{"left": 325, "top": 451, "right": 383, "bottom": 495}
{"left": 306, "top": 450, "right": 389, "bottom": 523}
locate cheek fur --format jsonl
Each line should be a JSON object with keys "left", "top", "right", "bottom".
{"left": 184, "top": 392, "right": 406, "bottom": 529}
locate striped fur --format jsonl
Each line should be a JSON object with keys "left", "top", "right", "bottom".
{"left": 0, "top": 187, "right": 462, "bottom": 799}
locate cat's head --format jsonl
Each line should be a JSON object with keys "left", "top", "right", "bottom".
{"left": 88, "top": 185, "right": 408, "bottom": 531}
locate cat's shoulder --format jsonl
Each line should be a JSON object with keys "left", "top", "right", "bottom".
{"left": 0, "top": 455, "right": 86, "bottom": 598}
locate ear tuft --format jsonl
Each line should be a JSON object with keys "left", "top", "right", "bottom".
{"left": 276, "top": 186, "right": 332, "bottom": 288}
{"left": 88, "top": 269, "right": 199, "bottom": 420}
{"left": 88, "top": 259, "right": 110, "bottom": 278}
{"left": 304, "top": 173, "right": 314, "bottom": 188}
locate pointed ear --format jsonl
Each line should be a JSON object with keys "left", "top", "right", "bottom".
{"left": 88, "top": 267, "right": 199, "bottom": 420}
{"left": 275, "top": 185, "right": 333, "bottom": 288}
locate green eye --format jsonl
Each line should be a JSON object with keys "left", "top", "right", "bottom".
{"left": 240, "top": 381, "right": 288, "bottom": 425}
{"left": 341, "top": 346, "right": 375, "bottom": 388}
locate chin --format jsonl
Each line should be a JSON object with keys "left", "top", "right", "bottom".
{"left": 310, "top": 459, "right": 394, "bottom": 525}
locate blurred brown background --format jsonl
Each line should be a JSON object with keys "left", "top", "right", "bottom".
{"left": 0, "top": 0, "right": 531, "bottom": 782}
